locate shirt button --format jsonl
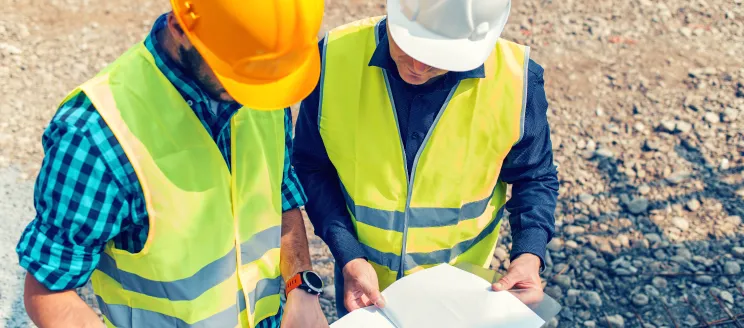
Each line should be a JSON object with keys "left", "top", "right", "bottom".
{"left": 187, "top": 100, "right": 194, "bottom": 107}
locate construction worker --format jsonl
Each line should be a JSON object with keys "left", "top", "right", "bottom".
{"left": 16, "top": 1, "right": 330, "bottom": 327}
{"left": 293, "top": 0, "right": 559, "bottom": 317}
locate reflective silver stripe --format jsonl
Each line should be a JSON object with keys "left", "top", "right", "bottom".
{"left": 97, "top": 295, "right": 239, "bottom": 328}
{"left": 97, "top": 248, "right": 237, "bottom": 301}
{"left": 248, "top": 276, "right": 283, "bottom": 314}
{"left": 362, "top": 206, "right": 505, "bottom": 273}
{"left": 240, "top": 226, "right": 281, "bottom": 265}
{"left": 341, "top": 181, "right": 497, "bottom": 231}
{"left": 515, "top": 46, "right": 530, "bottom": 145}
{"left": 317, "top": 32, "right": 330, "bottom": 129}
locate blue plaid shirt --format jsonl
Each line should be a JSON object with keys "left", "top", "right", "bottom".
{"left": 15, "top": 13, "right": 305, "bottom": 327}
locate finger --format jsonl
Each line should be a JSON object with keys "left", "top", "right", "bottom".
{"left": 492, "top": 271, "right": 521, "bottom": 291}
{"left": 359, "top": 281, "right": 386, "bottom": 308}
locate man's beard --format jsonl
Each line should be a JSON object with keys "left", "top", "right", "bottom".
{"left": 178, "top": 46, "right": 227, "bottom": 100}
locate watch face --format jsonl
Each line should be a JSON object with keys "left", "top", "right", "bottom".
{"left": 303, "top": 271, "right": 323, "bottom": 290}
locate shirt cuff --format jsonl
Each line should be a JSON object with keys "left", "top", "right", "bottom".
{"left": 509, "top": 227, "right": 549, "bottom": 273}
{"left": 323, "top": 225, "right": 367, "bottom": 269}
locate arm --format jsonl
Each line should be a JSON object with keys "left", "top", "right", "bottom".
{"left": 24, "top": 273, "right": 101, "bottom": 328}
{"left": 492, "top": 60, "right": 559, "bottom": 296}
{"left": 16, "top": 93, "right": 131, "bottom": 327}
{"left": 277, "top": 108, "right": 329, "bottom": 328}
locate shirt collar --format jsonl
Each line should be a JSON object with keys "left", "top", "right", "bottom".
{"left": 368, "top": 17, "right": 486, "bottom": 82}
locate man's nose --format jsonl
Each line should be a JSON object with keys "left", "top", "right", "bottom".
{"left": 411, "top": 60, "right": 431, "bottom": 74}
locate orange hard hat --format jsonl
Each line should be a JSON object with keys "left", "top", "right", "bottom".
{"left": 170, "top": 0, "right": 324, "bottom": 110}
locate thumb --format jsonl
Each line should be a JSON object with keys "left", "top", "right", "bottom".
{"left": 492, "top": 272, "right": 518, "bottom": 291}
{"left": 360, "top": 280, "right": 386, "bottom": 308}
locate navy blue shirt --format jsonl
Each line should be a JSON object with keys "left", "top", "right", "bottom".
{"left": 293, "top": 18, "right": 559, "bottom": 270}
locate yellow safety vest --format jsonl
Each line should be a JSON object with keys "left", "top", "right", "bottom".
{"left": 59, "top": 42, "right": 285, "bottom": 328}
{"left": 318, "top": 17, "right": 529, "bottom": 290}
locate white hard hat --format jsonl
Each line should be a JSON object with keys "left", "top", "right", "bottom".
{"left": 386, "top": 0, "right": 511, "bottom": 72}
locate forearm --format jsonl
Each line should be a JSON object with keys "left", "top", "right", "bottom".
{"left": 24, "top": 273, "right": 101, "bottom": 328}
{"left": 280, "top": 208, "right": 314, "bottom": 281}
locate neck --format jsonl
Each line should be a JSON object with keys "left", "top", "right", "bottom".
{"left": 156, "top": 25, "right": 184, "bottom": 71}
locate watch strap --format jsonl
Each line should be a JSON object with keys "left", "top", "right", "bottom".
{"left": 285, "top": 273, "right": 303, "bottom": 296}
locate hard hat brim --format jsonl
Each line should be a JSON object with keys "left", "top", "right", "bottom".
{"left": 211, "top": 43, "right": 321, "bottom": 111}
{"left": 386, "top": 0, "right": 510, "bottom": 72}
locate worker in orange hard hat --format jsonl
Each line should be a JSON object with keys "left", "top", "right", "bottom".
{"left": 17, "top": 1, "right": 329, "bottom": 328}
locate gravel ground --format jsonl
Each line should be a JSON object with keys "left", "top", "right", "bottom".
{"left": 2, "top": 0, "right": 744, "bottom": 327}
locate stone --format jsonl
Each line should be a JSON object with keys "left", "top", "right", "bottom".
{"left": 644, "top": 285, "right": 660, "bottom": 298}
{"left": 595, "top": 148, "right": 615, "bottom": 158}
{"left": 720, "top": 291, "right": 735, "bottom": 304}
{"left": 565, "top": 225, "right": 586, "bottom": 235}
{"left": 666, "top": 171, "right": 690, "bottom": 185}
{"left": 733, "top": 247, "right": 744, "bottom": 259}
{"left": 684, "top": 315, "right": 699, "bottom": 327}
{"left": 638, "top": 184, "right": 651, "bottom": 195}
{"left": 627, "top": 197, "right": 649, "bottom": 214}
{"left": 704, "top": 112, "right": 720, "bottom": 123}
{"left": 579, "top": 193, "right": 595, "bottom": 205}
{"left": 554, "top": 275, "right": 572, "bottom": 289}
{"left": 545, "top": 285, "right": 563, "bottom": 299}
{"left": 672, "top": 217, "right": 690, "bottom": 231}
{"left": 724, "top": 261, "right": 741, "bottom": 275}
{"left": 490, "top": 257, "right": 501, "bottom": 269}
{"left": 728, "top": 216, "right": 742, "bottom": 226}
{"left": 494, "top": 247, "right": 509, "bottom": 261}
{"left": 578, "top": 311, "right": 592, "bottom": 320}
{"left": 652, "top": 277, "right": 668, "bottom": 289}
{"left": 695, "top": 275, "right": 713, "bottom": 285}
{"left": 645, "top": 233, "right": 662, "bottom": 245}
{"left": 592, "top": 258, "right": 608, "bottom": 269}
{"left": 565, "top": 240, "right": 579, "bottom": 249}
{"left": 659, "top": 120, "right": 676, "bottom": 132}
{"left": 322, "top": 285, "right": 336, "bottom": 300}
{"left": 724, "top": 108, "right": 739, "bottom": 122}
{"left": 547, "top": 238, "right": 563, "bottom": 252}
{"left": 632, "top": 293, "right": 649, "bottom": 306}
{"left": 720, "top": 158, "right": 730, "bottom": 171}
{"left": 582, "top": 291, "right": 603, "bottom": 307}
{"left": 585, "top": 321, "right": 596, "bottom": 328}
{"left": 686, "top": 199, "right": 701, "bottom": 212}
{"left": 675, "top": 121, "right": 692, "bottom": 133}
{"left": 605, "top": 314, "right": 625, "bottom": 328}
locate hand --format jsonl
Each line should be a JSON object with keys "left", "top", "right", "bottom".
{"left": 281, "top": 289, "right": 329, "bottom": 328}
{"left": 491, "top": 253, "right": 545, "bottom": 305}
{"left": 342, "top": 258, "right": 386, "bottom": 312}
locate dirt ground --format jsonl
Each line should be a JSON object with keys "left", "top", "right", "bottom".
{"left": 2, "top": 0, "right": 744, "bottom": 327}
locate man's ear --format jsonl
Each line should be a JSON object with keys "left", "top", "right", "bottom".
{"left": 166, "top": 12, "right": 192, "bottom": 47}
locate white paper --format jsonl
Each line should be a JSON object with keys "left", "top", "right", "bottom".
{"left": 330, "top": 264, "right": 546, "bottom": 328}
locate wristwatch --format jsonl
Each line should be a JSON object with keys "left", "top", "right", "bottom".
{"left": 285, "top": 270, "right": 324, "bottom": 296}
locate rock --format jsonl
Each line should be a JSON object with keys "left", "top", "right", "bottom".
{"left": 659, "top": 120, "right": 676, "bottom": 132}
{"left": 728, "top": 216, "right": 742, "bottom": 226}
{"left": 494, "top": 247, "right": 509, "bottom": 261}
{"left": 645, "top": 233, "right": 661, "bottom": 245}
{"left": 634, "top": 122, "right": 646, "bottom": 133}
{"left": 724, "top": 261, "right": 741, "bottom": 275}
{"left": 679, "top": 27, "right": 693, "bottom": 37}
{"left": 675, "top": 121, "right": 692, "bottom": 133}
{"left": 733, "top": 247, "right": 744, "bottom": 259}
{"left": 685, "top": 199, "right": 701, "bottom": 212}
{"left": 565, "top": 225, "right": 586, "bottom": 235}
{"left": 666, "top": 171, "right": 690, "bottom": 185}
{"left": 490, "top": 257, "right": 501, "bottom": 269}
{"left": 582, "top": 291, "right": 603, "bottom": 307}
{"left": 652, "top": 277, "right": 668, "bottom": 289}
{"left": 644, "top": 285, "right": 660, "bottom": 298}
{"left": 554, "top": 275, "right": 572, "bottom": 289}
{"left": 545, "top": 285, "right": 563, "bottom": 299}
{"left": 605, "top": 314, "right": 625, "bottom": 328}
{"left": 565, "top": 240, "right": 579, "bottom": 249}
{"left": 720, "top": 291, "right": 735, "bottom": 304}
{"left": 547, "top": 238, "right": 563, "bottom": 252}
{"left": 592, "top": 258, "right": 608, "bottom": 269}
{"left": 627, "top": 197, "right": 649, "bottom": 214}
{"left": 704, "top": 112, "right": 720, "bottom": 123}
{"left": 723, "top": 108, "right": 739, "bottom": 122}
{"left": 671, "top": 217, "right": 690, "bottom": 231}
{"left": 632, "top": 293, "right": 649, "bottom": 306}
{"left": 0, "top": 42, "right": 22, "bottom": 55}
{"left": 720, "top": 158, "right": 730, "bottom": 171}
{"left": 684, "top": 315, "right": 699, "bottom": 327}
{"left": 595, "top": 148, "right": 615, "bottom": 159}
{"left": 579, "top": 193, "right": 595, "bottom": 205}
{"left": 695, "top": 275, "right": 713, "bottom": 285}
{"left": 322, "top": 285, "right": 336, "bottom": 300}
{"left": 585, "top": 321, "right": 596, "bottom": 328}
{"left": 638, "top": 184, "right": 651, "bottom": 195}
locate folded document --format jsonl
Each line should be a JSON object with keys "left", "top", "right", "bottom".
{"left": 331, "top": 264, "right": 550, "bottom": 328}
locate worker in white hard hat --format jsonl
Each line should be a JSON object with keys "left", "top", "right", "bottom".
{"left": 293, "top": 0, "right": 559, "bottom": 317}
